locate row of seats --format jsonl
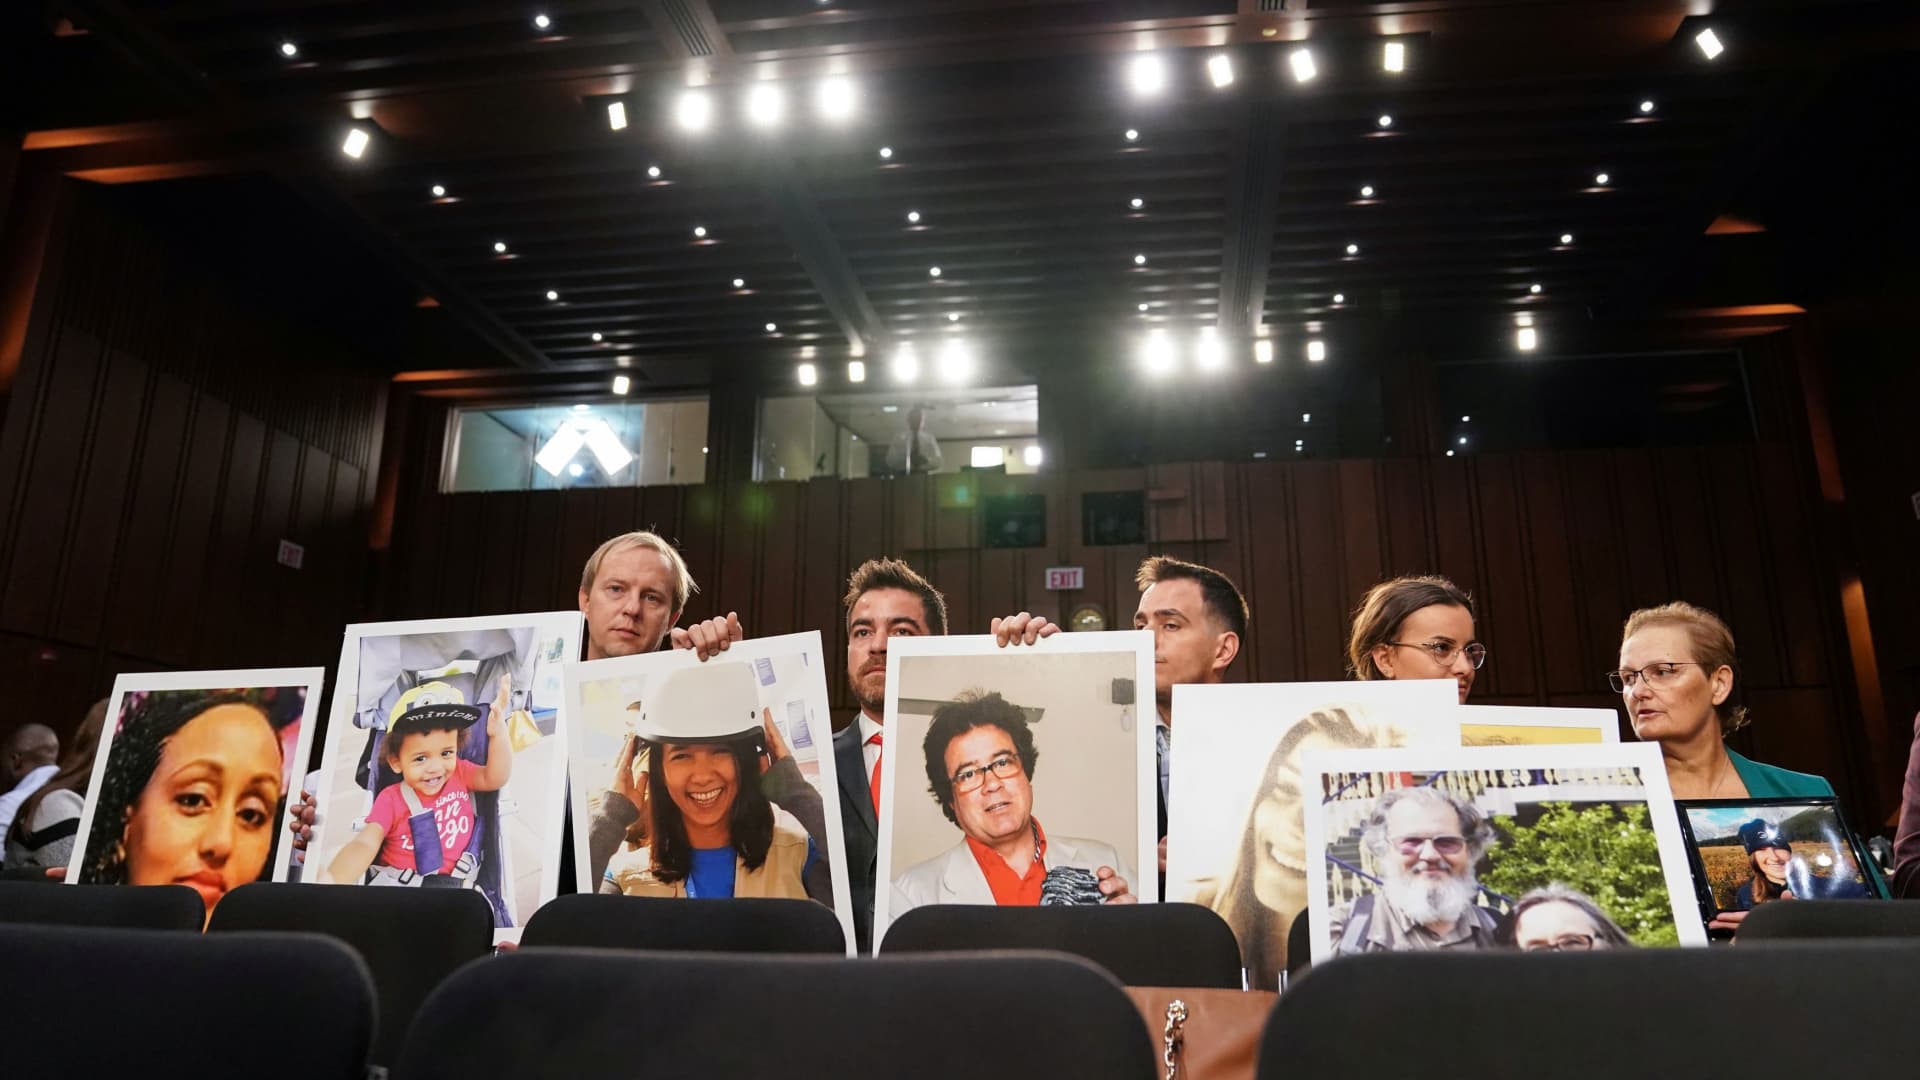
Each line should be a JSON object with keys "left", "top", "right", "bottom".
{"left": 4, "top": 882, "right": 1919, "bottom": 1078}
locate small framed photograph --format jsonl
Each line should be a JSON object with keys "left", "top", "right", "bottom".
{"left": 1301, "top": 743, "right": 1706, "bottom": 963}
{"left": 874, "top": 631, "right": 1157, "bottom": 944}
{"left": 1458, "top": 705, "right": 1619, "bottom": 747}
{"left": 68, "top": 668, "right": 325, "bottom": 923}
{"left": 564, "top": 631, "right": 855, "bottom": 953}
{"left": 1674, "top": 797, "right": 1882, "bottom": 936}
{"left": 306, "top": 612, "right": 583, "bottom": 939}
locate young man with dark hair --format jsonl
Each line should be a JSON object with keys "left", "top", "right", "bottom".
{"left": 1134, "top": 555, "right": 1249, "bottom": 873}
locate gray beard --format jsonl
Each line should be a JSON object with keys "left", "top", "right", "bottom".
{"left": 1383, "top": 866, "right": 1478, "bottom": 927}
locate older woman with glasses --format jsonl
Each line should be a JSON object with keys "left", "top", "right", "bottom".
{"left": 1347, "top": 575, "right": 1487, "bottom": 704}
{"left": 1497, "top": 884, "right": 1634, "bottom": 952}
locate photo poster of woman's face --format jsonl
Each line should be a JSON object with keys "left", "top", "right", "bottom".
{"left": 305, "top": 612, "right": 583, "bottom": 938}
{"left": 1678, "top": 801, "right": 1879, "bottom": 916}
{"left": 67, "top": 668, "right": 326, "bottom": 923}
{"left": 1162, "top": 679, "right": 1459, "bottom": 985}
{"left": 563, "top": 631, "right": 855, "bottom": 953}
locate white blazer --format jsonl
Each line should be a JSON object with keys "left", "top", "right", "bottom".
{"left": 888, "top": 832, "right": 1136, "bottom": 921}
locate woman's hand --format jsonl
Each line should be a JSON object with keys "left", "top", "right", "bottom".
{"left": 609, "top": 734, "right": 649, "bottom": 818}
{"left": 1095, "top": 865, "right": 1137, "bottom": 905}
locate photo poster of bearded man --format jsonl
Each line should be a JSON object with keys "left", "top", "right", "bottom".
{"left": 1459, "top": 704, "right": 1620, "bottom": 747}
{"left": 1163, "top": 679, "right": 1459, "bottom": 991}
{"left": 872, "top": 630, "right": 1158, "bottom": 946}
{"left": 306, "top": 612, "right": 583, "bottom": 942}
{"left": 68, "top": 668, "right": 325, "bottom": 925}
{"left": 1301, "top": 741, "right": 1706, "bottom": 964}
{"left": 563, "top": 631, "right": 855, "bottom": 954}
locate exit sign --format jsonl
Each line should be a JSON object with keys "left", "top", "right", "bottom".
{"left": 1045, "top": 566, "right": 1084, "bottom": 591}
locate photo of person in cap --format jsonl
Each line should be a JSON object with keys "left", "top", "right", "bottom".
{"left": 599, "top": 661, "right": 833, "bottom": 902}
{"left": 322, "top": 676, "right": 513, "bottom": 886}
{"left": 1730, "top": 818, "right": 1796, "bottom": 911}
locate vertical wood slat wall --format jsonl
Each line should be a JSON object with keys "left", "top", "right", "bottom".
{"left": 0, "top": 184, "right": 386, "bottom": 728}
{"left": 383, "top": 435, "right": 1878, "bottom": 819}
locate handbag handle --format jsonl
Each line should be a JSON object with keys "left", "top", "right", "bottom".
{"left": 1162, "top": 998, "right": 1188, "bottom": 1080}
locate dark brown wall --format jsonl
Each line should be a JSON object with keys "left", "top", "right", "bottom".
{"left": 0, "top": 181, "right": 388, "bottom": 738}
{"left": 384, "top": 429, "right": 1882, "bottom": 827}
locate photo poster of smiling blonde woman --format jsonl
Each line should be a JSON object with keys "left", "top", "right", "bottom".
{"left": 1163, "top": 679, "right": 1459, "bottom": 990}
{"left": 305, "top": 612, "right": 582, "bottom": 940}
{"left": 565, "top": 631, "right": 855, "bottom": 953}
{"left": 68, "top": 668, "right": 324, "bottom": 926}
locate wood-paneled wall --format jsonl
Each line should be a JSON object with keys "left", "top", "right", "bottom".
{"left": 385, "top": 439, "right": 1882, "bottom": 823}
{"left": 0, "top": 182, "right": 388, "bottom": 735}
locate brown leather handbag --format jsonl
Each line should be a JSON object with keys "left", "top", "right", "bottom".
{"left": 1123, "top": 987, "right": 1279, "bottom": 1080}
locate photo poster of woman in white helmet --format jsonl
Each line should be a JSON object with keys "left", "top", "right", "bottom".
{"left": 565, "top": 630, "right": 854, "bottom": 953}
{"left": 306, "top": 611, "right": 584, "bottom": 940}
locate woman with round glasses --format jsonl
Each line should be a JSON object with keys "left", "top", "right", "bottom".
{"left": 1497, "top": 883, "right": 1634, "bottom": 952}
{"left": 1347, "top": 575, "right": 1487, "bottom": 704}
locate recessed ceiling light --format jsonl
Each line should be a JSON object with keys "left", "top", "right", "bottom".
{"left": 340, "top": 127, "right": 370, "bottom": 159}
{"left": 1345, "top": 243, "right": 1359, "bottom": 256}
{"left": 1306, "top": 339, "right": 1327, "bottom": 363}
{"left": 1458, "top": 436, "right": 1469, "bottom": 445}
{"left": 928, "top": 266, "right": 942, "bottom": 278}
{"left": 430, "top": 184, "right": 447, "bottom": 198}
{"left": 815, "top": 77, "right": 857, "bottom": 122}
{"left": 1695, "top": 27, "right": 1724, "bottom": 60}
{"left": 1140, "top": 329, "right": 1176, "bottom": 376}
{"left": 1332, "top": 293, "right": 1346, "bottom": 304}
{"left": 1138, "top": 303, "right": 1150, "bottom": 312}
{"left": 1195, "top": 326, "right": 1225, "bottom": 371}
{"left": 948, "top": 312, "right": 960, "bottom": 322}
{"left": 732, "top": 277, "right": 745, "bottom": 289}
{"left": 675, "top": 90, "right": 712, "bottom": 132}
{"left": 646, "top": 164, "right": 662, "bottom": 179}
{"left": 692, "top": 225, "right": 707, "bottom": 238}
{"left": 1594, "top": 172, "right": 1611, "bottom": 186}
{"left": 1254, "top": 339, "right": 1273, "bottom": 364}
{"left": 1516, "top": 313, "right": 1535, "bottom": 328}
{"left": 1529, "top": 283, "right": 1542, "bottom": 294}
{"left": 878, "top": 146, "right": 894, "bottom": 159}
{"left": 1124, "top": 128, "right": 1140, "bottom": 142}
{"left": 1302, "top": 412, "right": 1312, "bottom": 423}
{"left": 1383, "top": 41, "right": 1406, "bottom": 73}
{"left": 1462, "top": 415, "right": 1472, "bottom": 422}
{"left": 1446, "top": 449, "right": 1456, "bottom": 457}
{"left": 1133, "top": 254, "right": 1147, "bottom": 266}
{"left": 545, "top": 289, "right": 560, "bottom": 301}
{"left": 1024, "top": 445, "right": 1044, "bottom": 467}
{"left": 1129, "top": 54, "right": 1167, "bottom": 97}
{"left": 591, "top": 332, "right": 604, "bottom": 342}
{"left": 607, "top": 101, "right": 628, "bottom": 131}
{"left": 1289, "top": 48, "right": 1317, "bottom": 84}
{"left": 1377, "top": 114, "right": 1394, "bottom": 129}
{"left": 533, "top": 13, "right": 551, "bottom": 31}
{"left": 1207, "top": 53, "right": 1235, "bottom": 89}
{"left": 279, "top": 41, "right": 299, "bottom": 59}
{"left": 938, "top": 339, "right": 973, "bottom": 384}
{"left": 612, "top": 374, "right": 631, "bottom": 395}
{"left": 1360, "top": 184, "right": 1375, "bottom": 198}
{"left": 800, "top": 345, "right": 817, "bottom": 360}
{"left": 745, "top": 83, "right": 786, "bottom": 128}
{"left": 1639, "top": 99, "right": 1656, "bottom": 114}
{"left": 1130, "top": 197, "right": 1144, "bottom": 210}
{"left": 797, "top": 362, "right": 817, "bottom": 386}
{"left": 892, "top": 343, "right": 920, "bottom": 383}
{"left": 1517, "top": 326, "right": 1539, "bottom": 351}
{"left": 568, "top": 462, "right": 584, "bottom": 478}
{"left": 493, "top": 240, "right": 508, "bottom": 254}
{"left": 765, "top": 322, "right": 778, "bottom": 333}
{"left": 906, "top": 210, "right": 921, "bottom": 224}
{"left": 1559, "top": 232, "right": 1574, "bottom": 245}
{"left": 847, "top": 360, "right": 867, "bottom": 383}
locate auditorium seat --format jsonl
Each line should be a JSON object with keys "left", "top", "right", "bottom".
{"left": 1259, "top": 941, "right": 1920, "bottom": 1079}
{"left": 879, "top": 902, "right": 1244, "bottom": 988}
{"left": 207, "top": 882, "right": 493, "bottom": 1069}
{"left": 0, "top": 924, "right": 374, "bottom": 1079}
{"left": 394, "top": 949, "right": 1153, "bottom": 1079}
{"left": 1737, "top": 898, "right": 1920, "bottom": 940}
{"left": 521, "top": 893, "right": 845, "bottom": 953}
{"left": 0, "top": 880, "right": 203, "bottom": 930}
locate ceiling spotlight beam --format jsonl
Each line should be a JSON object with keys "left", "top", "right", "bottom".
{"left": 1217, "top": 100, "right": 1289, "bottom": 338}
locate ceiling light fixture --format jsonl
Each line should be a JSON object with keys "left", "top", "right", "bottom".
{"left": 1360, "top": 184, "right": 1375, "bottom": 198}
{"left": 732, "top": 277, "right": 745, "bottom": 289}
{"left": 1377, "top": 113, "right": 1394, "bottom": 128}
{"left": 279, "top": 41, "right": 299, "bottom": 59}
{"left": 893, "top": 343, "right": 920, "bottom": 383}
{"left": 1345, "top": 243, "right": 1360, "bottom": 256}
{"left": 1254, "top": 339, "right": 1273, "bottom": 364}
{"left": 1141, "top": 329, "right": 1176, "bottom": 376}
{"left": 545, "top": 289, "right": 560, "bottom": 302}
{"left": 1195, "top": 326, "right": 1225, "bottom": 371}
{"left": 1124, "top": 128, "right": 1140, "bottom": 142}
{"left": 938, "top": 339, "right": 973, "bottom": 384}
{"left": 1023, "top": 445, "right": 1044, "bottom": 467}
{"left": 1383, "top": 41, "right": 1406, "bottom": 73}
{"left": 431, "top": 184, "right": 447, "bottom": 198}
{"left": 815, "top": 77, "right": 857, "bottom": 122}
{"left": 1207, "top": 54, "right": 1235, "bottom": 89}
{"left": 1529, "top": 283, "right": 1542, "bottom": 294}
{"left": 647, "top": 164, "right": 662, "bottom": 179}
{"left": 1130, "top": 197, "right": 1144, "bottom": 210}
{"left": 1289, "top": 48, "right": 1317, "bottom": 84}
{"left": 340, "top": 127, "right": 371, "bottom": 159}
{"left": 591, "top": 332, "right": 604, "bottom": 342}
{"left": 1695, "top": 27, "right": 1724, "bottom": 60}
{"left": 1517, "top": 326, "right": 1539, "bottom": 351}
{"left": 906, "top": 209, "right": 921, "bottom": 224}
{"left": 1332, "top": 293, "right": 1346, "bottom": 304}
{"left": 607, "top": 101, "right": 628, "bottom": 131}
{"left": 675, "top": 89, "right": 712, "bottom": 132}
{"left": 1306, "top": 339, "right": 1327, "bottom": 363}
{"left": 534, "top": 425, "right": 587, "bottom": 477}
{"left": 765, "top": 322, "right": 778, "bottom": 333}
{"left": 848, "top": 360, "right": 867, "bottom": 383}
{"left": 947, "top": 312, "right": 960, "bottom": 322}
{"left": 1559, "top": 232, "right": 1574, "bottom": 246}
{"left": 1462, "top": 415, "right": 1472, "bottom": 422}
{"left": 1138, "top": 302, "right": 1150, "bottom": 313}
{"left": 1640, "top": 99, "right": 1657, "bottom": 114}
{"left": 692, "top": 225, "right": 707, "bottom": 239}
{"left": 1134, "top": 253, "right": 1147, "bottom": 266}
{"left": 1129, "top": 54, "right": 1167, "bottom": 97}
{"left": 533, "top": 13, "right": 552, "bottom": 31}
{"left": 928, "top": 266, "right": 942, "bottom": 278}
{"left": 1302, "top": 412, "right": 1312, "bottom": 423}
{"left": 612, "top": 375, "right": 631, "bottom": 395}
{"left": 878, "top": 145, "right": 894, "bottom": 159}
{"left": 797, "top": 362, "right": 818, "bottom": 386}
{"left": 746, "top": 83, "right": 786, "bottom": 128}
{"left": 1595, "top": 171, "right": 1611, "bottom": 186}
{"left": 493, "top": 240, "right": 508, "bottom": 254}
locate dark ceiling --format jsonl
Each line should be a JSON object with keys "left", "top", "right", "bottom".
{"left": 11, "top": 1, "right": 1919, "bottom": 394}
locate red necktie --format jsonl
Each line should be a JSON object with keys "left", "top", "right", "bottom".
{"left": 868, "top": 732, "right": 884, "bottom": 816}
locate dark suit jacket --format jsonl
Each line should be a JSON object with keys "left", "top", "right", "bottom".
{"left": 834, "top": 721, "right": 878, "bottom": 953}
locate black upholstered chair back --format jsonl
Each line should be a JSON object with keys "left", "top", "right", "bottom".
{"left": 521, "top": 892, "right": 845, "bottom": 954}
{"left": 880, "top": 901, "right": 1244, "bottom": 987}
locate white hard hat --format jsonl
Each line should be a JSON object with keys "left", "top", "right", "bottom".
{"left": 636, "top": 661, "right": 762, "bottom": 743}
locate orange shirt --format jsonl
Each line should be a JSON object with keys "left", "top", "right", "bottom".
{"left": 965, "top": 818, "right": 1049, "bottom": 906}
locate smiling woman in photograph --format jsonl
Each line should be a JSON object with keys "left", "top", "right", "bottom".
{"left": 599, "top": 662, "right": 832, "bottom": 903}
{"left": 78, "top": 689, "right": 301, "bottom": 922}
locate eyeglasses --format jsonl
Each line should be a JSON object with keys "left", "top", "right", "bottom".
{"left": 1522, "top": 934, "right": 1595, "bottom": 953}
{"left": 1385, "top": 640, "right": 1488, "bottom": 669}
{"left": 1606, "top": 661, "right": 1703, "bottom": 693}
{"left": 951, "top": 753, "right": 1023, "bottom": 794}
{"left": 1392, "top": 834, "right": 1467, "bottom": 857}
